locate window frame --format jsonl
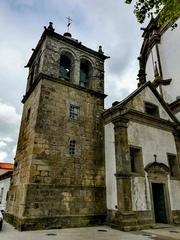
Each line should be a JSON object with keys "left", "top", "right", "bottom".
{"left": 79, "top": 59, "right": 92, "bottom": 88}
{"left": 28, "top": 64, "right": 35, "bottom": 88}
{"left": 26, "top": 108, "right": 31, "bottom": 122}
{"left": 0, "top": 187, "right": 4, "bottom": 204}
{"left": 69, "top": 140, "right": 76, "bottom": 155}
{"left": 69, "top": 104, "right": 80, "bottom": 120}
{"left": 59, "top": 51, "right": 74, "bottom": 81}
{"left": 167, "top": 153, "right": 180, "bottom": 179}
{"left": 144, "top": 101, "right": 160, "bottom": 117}
{"left": 129, "top": 145, "right": 144, "bottom": 176}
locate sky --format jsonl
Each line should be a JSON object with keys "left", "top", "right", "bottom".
{"left": 0, "top": 0, "right": 147, "bottom": 163}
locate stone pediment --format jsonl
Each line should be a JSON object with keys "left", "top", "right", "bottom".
{"left": 103, "top": 81, "right": 178, "bottom": 124}
{"left": 145, "top": 162, "right": 169, "bottom": 175}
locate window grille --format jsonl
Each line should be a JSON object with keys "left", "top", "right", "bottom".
{"left": 69, "top": 140, "right": 76, "bottom": 155}
{"left": 69, "top": 105, "right": 80, "bottom": 120}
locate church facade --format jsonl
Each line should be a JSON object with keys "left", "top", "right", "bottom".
{"left": 104, "top": 17, "right": 180, "bottom": 230}
{"left": 5, "top": 19, "right": 180, "bottom": 231}
{"left": 104, "top": 82, "right": 180, "bottom": 230}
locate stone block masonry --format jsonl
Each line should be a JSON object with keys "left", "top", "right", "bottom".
{"left": 5, "top": 77, "right": 106, "bottom": 230}
{"left": 5, "top": 24, "right": 108, "bottom": 230}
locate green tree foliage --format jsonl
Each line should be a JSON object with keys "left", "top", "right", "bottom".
{"left": 125, "top": 0, "right": 180, "bottom": 27}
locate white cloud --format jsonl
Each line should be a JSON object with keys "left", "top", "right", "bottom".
{"left": 0, "top": 47, "right": 22, "bottom": 75}
{"left": 0, "top": 137, "right": 14, "bottom": 143}
{"left": 0, "top": 0, "right": 146, "bottom": 163}
{"left": 0, "top": 151, "right": 8, "bottom": 162}
{"left": 0, "top": 141, "right": 7, "bottom": 148}
{"left": 12, "top": 145, "right": 17, "bottom": 156}
{"left": 0, "top": 100, "right": 21, "bottom": 125}
{"left": 15, "top": 0, "right": 35, "bottom": 7}
{"left": 0, "top": 100, "right": 19, "bottom": 163}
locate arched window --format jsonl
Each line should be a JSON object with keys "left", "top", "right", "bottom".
{"left": 34, "top": 52, "right": 41, "bottom": 79}
{"left": 69, "top": 140, "right": 76, "bottom": 155}
{"left": 59, "top": 52, "right": 73, "bottom": 81}
{"left": 29, "top": 65, "right": 35, "bottom": 87}
{"left": 80, "top": 60, "right": 92, "bottom": 87}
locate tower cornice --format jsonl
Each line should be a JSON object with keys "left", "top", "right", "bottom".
{"left": 25, "top": 28, "right": 109, "bottom": 68}
{"left": 22, "top": 73, "right": 107, "bottom": 104}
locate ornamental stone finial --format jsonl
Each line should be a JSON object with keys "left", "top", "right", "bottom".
{"left": 47, "top": 22, "right": 55, "bottom": 31}
{"left": 98, "top": 45, "right": 104, "bottom": 54}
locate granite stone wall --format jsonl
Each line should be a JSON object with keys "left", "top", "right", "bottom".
{"left": 5, "top": 31, "right": 106, "bottom": 230}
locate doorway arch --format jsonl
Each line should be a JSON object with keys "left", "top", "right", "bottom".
{"left": 145, "top": 162, "right": 172, "bottom": 224}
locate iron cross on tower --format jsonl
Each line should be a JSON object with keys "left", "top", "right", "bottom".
{"left": 66, "top": 16, "right": 72, "bottom": 32}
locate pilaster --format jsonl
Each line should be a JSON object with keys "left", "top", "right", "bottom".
{"left": 113, "top": 117, "right": 132, "bottom": 212}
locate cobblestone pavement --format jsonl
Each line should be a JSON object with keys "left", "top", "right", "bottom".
{"left": 1, "top": 221, "right": 180, "bottom": 240}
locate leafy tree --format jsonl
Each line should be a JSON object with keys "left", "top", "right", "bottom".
{"left": 125, "top": 0, "right": 180, "bottom": 27}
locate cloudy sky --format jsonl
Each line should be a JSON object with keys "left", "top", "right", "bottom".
{"left": 0, "top": 0, "right": 147, "bottom": 163}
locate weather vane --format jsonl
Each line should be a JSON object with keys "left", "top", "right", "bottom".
{"left": 153, "top": 154, "right": 157, "bottom": 162}
{"left": 66, "top": 16, "right": 72, "bottom": 32}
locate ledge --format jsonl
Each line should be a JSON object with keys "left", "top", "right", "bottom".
{"left": 114, "top": 172, "right": 132, "bottom": 177}
{"left": 123, "top": 109, "right": 177, "bottom": 131}
{"left": 22, "top": 73, "right": 107, "bottom": 103}
{"left": 5, "top": 212, "right": 107, "bottom": 231}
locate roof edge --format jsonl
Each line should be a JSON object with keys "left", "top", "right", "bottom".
{"left": 26, "top": 28, "right": 110, "bottom": 67}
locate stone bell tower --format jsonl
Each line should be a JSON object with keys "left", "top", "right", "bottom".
{"left": 5, "top": 22, "right": 109, "bottom": 230}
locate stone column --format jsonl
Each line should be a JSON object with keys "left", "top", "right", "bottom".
{"left": 73, "top": 59, "right": 80, "bottom": 85}
{"left": 113, "top": 117, "right": 132, "bottom": 212}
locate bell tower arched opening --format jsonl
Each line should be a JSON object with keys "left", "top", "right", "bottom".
{"left": 79, "top": 59, "right": 92, "bottom": 88}
{"left": 59, "top": 52, "right": 74, "bottom": 81}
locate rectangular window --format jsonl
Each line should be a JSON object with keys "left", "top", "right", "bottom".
{"left": 167, "top": 154, "right": 179, "bottom": 178}
{"left": 69, "top": 140, "right": 76, "bottom": 155}
{"left": 69, "top": 104, "right": 80, "bottom": 120}
{"left": 27, "top": 108, "right": 31, "bottom": 122}
{"left": 145, "top": 102, "right": 159, "bottom": 117}
{"left": 130, "top": 146, "right": 144, "bottom": 175}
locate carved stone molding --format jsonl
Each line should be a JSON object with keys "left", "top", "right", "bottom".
{"left": 145, "top": 162, "right": 169, "bottom": 176}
